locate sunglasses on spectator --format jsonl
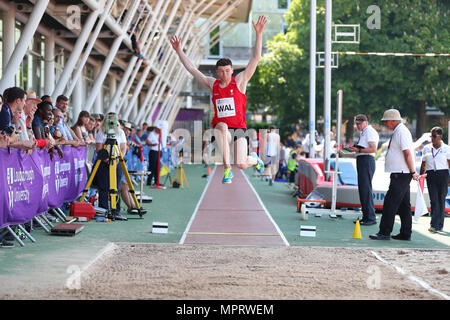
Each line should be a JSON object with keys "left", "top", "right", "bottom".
{"left": 431, "top": 134, "right": 441, "bottom": 138}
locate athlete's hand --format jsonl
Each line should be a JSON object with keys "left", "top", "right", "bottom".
{"left": 252, "top": 15, "right": 267, "bottom": 34}
{"left": 170, "top": 35, "right": 182, "bottom": 52}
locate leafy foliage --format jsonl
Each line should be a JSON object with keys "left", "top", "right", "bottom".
{"left": 247, "top": 0, "right": 449, "bottom": 136}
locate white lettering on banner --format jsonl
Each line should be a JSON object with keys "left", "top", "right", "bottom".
{"left": 216, "top": 97, "right": 236, "bottom": 118}
{"left": 41, "top": 165, "right": 51, "bottom": 178}
{"left": 60, "top": 162, "right": 71, "bottom": 173}
{"left": 14, "top": 189, "right": 29, "bottom": 202}
{"left": 42, "top": 183, "right": 49, "bottom": 200}
{"left": 7, "top": 168, "right": 35, "bottom": 184}
{"left": 75, "top": 159, "right": 84, "bottom": 170}
{"left": 7, "top": 168, "right": 14, "bottom": 185}
{"left": 75, "top": 173, "right": 84, "bottom": 184}
{"left": 8, "top": 188, "right": 14, "bottom": 209}
{"left": 61, "top": 177, "right": 69, "bottom": 188}
{"left": 55, "top": 177, "right": 69, "bottom": 193}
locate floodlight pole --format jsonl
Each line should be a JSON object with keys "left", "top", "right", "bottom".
{"left": 324, "top": 0, "right": 332, "bottom": 179}
{"left": 331, "top": 89, "right": 343, "bottom": 214}
{"left": 309, "top": 0, "right": 316, "bottom": 158}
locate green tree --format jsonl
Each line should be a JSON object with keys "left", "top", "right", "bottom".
{"left": 248, "top": 0, "right": 449, "bottom": 139}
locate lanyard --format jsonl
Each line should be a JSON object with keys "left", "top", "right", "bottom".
{"left": 431, "top": 147, "right": 441, "bottom": 159}
{"left": 431, "top": 146, "right": 442, "bottom": 171}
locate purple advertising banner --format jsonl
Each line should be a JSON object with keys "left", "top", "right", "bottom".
{"left": 0, "top": 146, "right": 87, "bottom": 228}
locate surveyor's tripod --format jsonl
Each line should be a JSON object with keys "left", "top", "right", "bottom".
{"left": 80, "top": 138, "right": 146, "bottom": 219}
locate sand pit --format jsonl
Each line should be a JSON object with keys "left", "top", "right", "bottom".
{"left": 5, "top": 243, "right": 448, "bottom": 300}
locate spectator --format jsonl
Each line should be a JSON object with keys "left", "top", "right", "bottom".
{"left": 16, "top": 90, "right": 40, "bottom": 142}
{"left": 32, "top": 101, "right": 53, "bottom": 140}
{"left": 41, "top": 95, "right": 52, "bottom": 105}
{"left": 419, "top": 127, "right": 450, "bottom": 233}
{"left": 140, "top": 122, "right": 149, "bottom": 141}
{"left": 53, "top": 95, "right": 79, "bottom": 141}
{"left": 302, "top": 131, "right": 319, "bottom": 158}
{"left": 72, "top": 110, "right": 91, "bottom": 142}
{"left": 121, "top": 122, "right": 139, "bottom": 214}
{"left": 86, "top": 116, "right": 96, "bottom": 143}
{"left": 145, "top": 126, "right": 161, "bottom": 186}
{"left": 287, "top": 143, "right": 303, "bottom": 184}
{"left": 91, "top": 113, "right": 103, "bottom": 140}
{"left": 0, "top": 87, "right": 25, "bottom": 131}
{"left": 265, "top": 125, "right": 281, "bottom": 186}
{"left": 1, "top": 87, "right": 36, "bottom": 150}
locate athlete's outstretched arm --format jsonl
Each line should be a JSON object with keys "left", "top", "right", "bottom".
{"left": 170, "top": 35, "right": 215, "bottom": 91}
{"left": 236, "top": 16, "right": 267, "bottom": 91}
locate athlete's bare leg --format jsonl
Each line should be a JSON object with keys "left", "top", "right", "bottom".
{"left": 235, "top": 137, "right": 257, "bottom": 170}
{"left": 214, "top": 122, "right": 232, "bottom": 169}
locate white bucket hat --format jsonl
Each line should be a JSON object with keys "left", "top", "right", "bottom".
{"left": 381, "top": 108, "right": 403, "bottom": 121}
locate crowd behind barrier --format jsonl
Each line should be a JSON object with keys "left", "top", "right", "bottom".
{"left": 0, "top": 85, "right": 188, "bottom": 247}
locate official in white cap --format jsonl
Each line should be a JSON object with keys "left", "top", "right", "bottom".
{"left": 369, "top": 109, "right": 419, "bottom": 241}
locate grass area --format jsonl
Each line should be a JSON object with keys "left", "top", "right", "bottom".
{"left": 244, "top": 169, "right": 450, "bottom": 250}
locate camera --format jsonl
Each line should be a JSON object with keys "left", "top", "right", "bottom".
{"left": 129, "top": 141, "right": 139, "bottom": 149}
{"left": 105, "top": 112, "right": 118, "bottom": 139}
{"left": 1, "top": 126, "right": 15, "bottom": 137}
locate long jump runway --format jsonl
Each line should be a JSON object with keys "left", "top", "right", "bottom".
{"left": 181, "top": 166, "right": 288, "bottom": 246}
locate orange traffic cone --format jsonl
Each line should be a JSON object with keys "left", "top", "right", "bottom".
{"left": 207, "top": 167, "right": 211, "bottom": 175}
{"left": 352, "top": 219, "right": 362, "bottom": 239}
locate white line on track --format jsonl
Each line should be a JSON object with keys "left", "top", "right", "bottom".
{"left": 371, "top": 250, "right": 450, "bottom": 300}
{"left": 179, "top": 166, "right": 217, "bottom": 244}
{"left": 241, "top": 170, "right": 290, "bottom": 247}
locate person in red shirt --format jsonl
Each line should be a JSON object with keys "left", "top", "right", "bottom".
{"left": 171, "top": 16, "right": 267, "bottom": 183}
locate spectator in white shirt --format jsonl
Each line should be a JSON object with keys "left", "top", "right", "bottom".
{"left": 145, "top": 126, "right": 161, "bottom": 186}
{"left": 419, "top": 127, "right": 450, "bottom": 233}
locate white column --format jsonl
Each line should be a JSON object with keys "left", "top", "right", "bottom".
{"left": 51, "top": 6, "right": 101, "bottom": 101}
{"left": 109, "top": 0, "right": 168, "bottom": 113}
{"left": 0, "top": 0, "right": 49, "bottom": 93}
{"left": 83, "top": 0, "right": 139, "bottom": 112}
{"left": 72, "top": 76, "right": 83, "bottom": 119}
{"left": 65, "top": 0, "right": 116, "bottom": 97}
{"left": 44, "top": 32, "right": 55, "bottom": 95}
{"left": 136, "top": 0, "right": 221, "bottom": 123}
{"left": 94, "top": 64, "right": 103, "bottom": 114}
{"left": 120, "top": 0, "right": 183, "bottom": 120}
{"left": 109, "top": 75, "right": 117, "bottom": 103}
{"left": 309, "top": 0, "right": 316, "bottom": 158}
{"left": 2, "top": 6, "right": 16, "bottom": 70}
